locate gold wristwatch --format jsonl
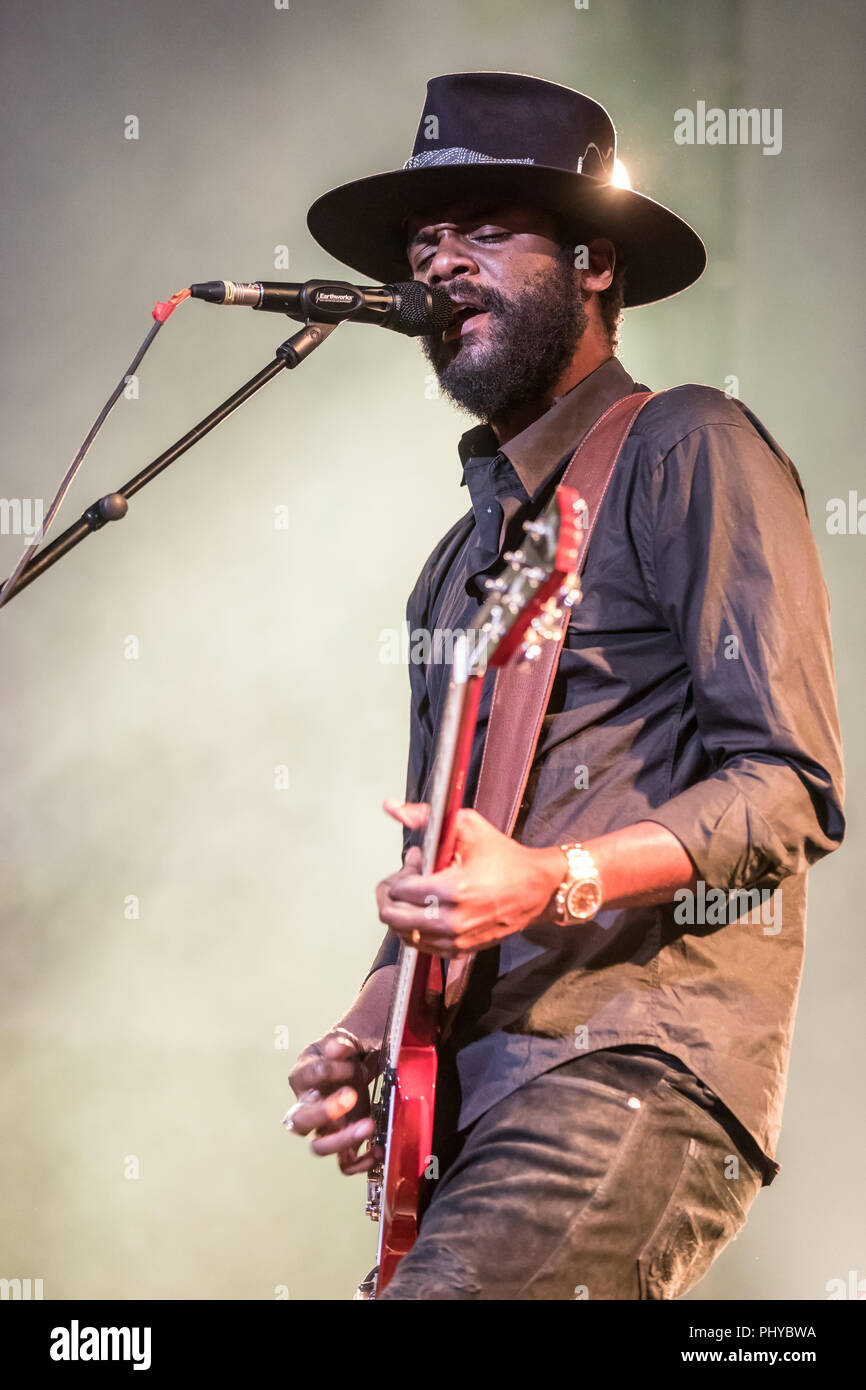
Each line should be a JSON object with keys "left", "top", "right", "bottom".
{"left": 553, "top": 843, "right": 603, "bottom": 924}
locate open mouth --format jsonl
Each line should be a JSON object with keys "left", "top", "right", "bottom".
{"left": 442, "top": 303, "right": 487, "bottom": 342}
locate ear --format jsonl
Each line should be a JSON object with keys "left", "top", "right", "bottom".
{"left": 580, "top": 238, "right": 616, "bottom": 294}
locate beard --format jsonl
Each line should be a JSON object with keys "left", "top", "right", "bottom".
{"left": 419, "top": 248, "right": 589, "bottom": 422}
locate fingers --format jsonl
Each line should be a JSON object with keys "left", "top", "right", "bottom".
{"left": 284, "top": 1030, "right": 379, "bottom": 1174}
{"left": 383, "top": 868, "right": 460, "bottom": 909}
{"left": 289, "top": 1033, "right": 366, "bottom": 1098}
{"left": 377, "top": 882, "right": 466, "bottom": 953}
{"left": 384, "top": 803, "right": 489, "bottom": 839}
{"left": 403, "top": 845, "right": 423, "bottom": 872}
{"left": 376, "top": 909, "right": 471, "bottom": 957}
{"left": 320, "top": 1034, "right": 366, "bottom": 1064}
{"left": 289, "top": 1053, "right": 359, "bottom": 1097}
{"left": 284, "top": 1092, "right": 378, "bottom": 1170}
{"left": 339, "top": 1138, "right": 385, "bottom": 1175}
{"left": 375, "top": 844, "right": 431, "bottom": 915}
{"left": 283, "top": 1084, "right": 360, "bottom": 1137}
{"left": 383, "top": 798, "right": 430, "bottom": 831}
{"left": 379, "top": 902, "right": 477, "bottom": 956}
{"left": 286, "top": 1038, "right": 368, "bottom": 1129}
{"left": 377, "top": 861, "right": 462, "bottom": 932}
{"left": 310, "top": 1115, "right": 376, "bottom": 1157}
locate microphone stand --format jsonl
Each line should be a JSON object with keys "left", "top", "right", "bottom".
{"left": 0, "top": 321, "right": 339, "bottom": 607}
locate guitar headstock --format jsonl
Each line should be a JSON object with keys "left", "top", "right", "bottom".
{"left": 469, "top": 484, "right": 586, "bottom": 671}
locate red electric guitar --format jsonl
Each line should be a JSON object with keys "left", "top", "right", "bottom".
{"left": 356, "top": 482, "right": 584, "bottom": 1299}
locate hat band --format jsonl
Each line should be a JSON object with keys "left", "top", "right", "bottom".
{"left": 402, "top": 144, "right": 614, "bottom": 180}
{"left": 403, "top": 147, "right": 535, "bottom": 170}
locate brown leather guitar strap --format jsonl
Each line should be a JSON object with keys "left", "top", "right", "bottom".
{"left": 440, "top": 388, "right": 659, "bottom": 1029}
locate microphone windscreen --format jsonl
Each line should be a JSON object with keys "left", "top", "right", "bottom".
{"left": 392, "top": 281, "right": 454, "bottom": 336}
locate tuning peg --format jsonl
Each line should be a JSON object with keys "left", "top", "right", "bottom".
{"left": 483, "top": 576, "right": 508, "bottom": 592}
{"left": 522, "top": 641, "right": 543, "bottom": 662}
{"left": 522, "top": 518, "right": 553, "bottom": 541}
{"left": 482, "top": 606, "right": 507, "bottom": 638}
{"left": 502, "top": 549, "right": 526, "bottom": 569}
{"left": 560, "top": 584, "right": 582, "bottom": 608}
{"left": 537, "top": 601, "right": 564, "bottom": 622}
{"left": 530, "top": 614, "right": 564, "bottom": 642}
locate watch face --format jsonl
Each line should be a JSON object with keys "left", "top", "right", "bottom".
{"left": 565, "top": 878, "right": 602, "bottom": 921}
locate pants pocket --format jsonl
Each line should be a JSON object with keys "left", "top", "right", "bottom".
{"left": 636, "top": 1129, "right": 761, "bottom": 1300}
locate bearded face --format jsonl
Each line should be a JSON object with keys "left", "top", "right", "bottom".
{"left": 418, "top": 243, "right": 589, "bottom": 422}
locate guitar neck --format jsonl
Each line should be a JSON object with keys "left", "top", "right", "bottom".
{"left": 380, "top": 635, "right": 484, "bottom": 1074}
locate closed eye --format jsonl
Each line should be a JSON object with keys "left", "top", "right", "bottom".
{"left": 413, "top": 229, "right": 511, "bottom": 271}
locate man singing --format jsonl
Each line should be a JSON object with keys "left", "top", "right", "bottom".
{"left": 285, "top": 71, "right": 844, "bottom": 1300}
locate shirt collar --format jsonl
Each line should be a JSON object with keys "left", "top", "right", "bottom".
{"left": 458, "top": 356, "right": 637, "bottom": 498}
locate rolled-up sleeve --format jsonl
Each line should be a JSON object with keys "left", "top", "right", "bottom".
{"left": 638, "top": 420, "right": 845, "bottom": 890}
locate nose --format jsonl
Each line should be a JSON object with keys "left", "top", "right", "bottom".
{"left": 426, "top": 231, "right": 479, "bottom": 287}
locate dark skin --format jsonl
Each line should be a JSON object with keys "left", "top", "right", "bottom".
{"left": 406, "top": 201, "right": 616, "bottom": 445}
{"left": 286, "top": 202, "right": 698, "bottom": 1174}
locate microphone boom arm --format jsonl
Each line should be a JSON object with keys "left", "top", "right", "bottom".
{"left": 0, "top": 321, "right": 340, "bottom": 607}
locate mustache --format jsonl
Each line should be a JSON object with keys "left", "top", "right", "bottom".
{"left": 420, "top": 281, "right": 518, "bottom": 357}
{"left": 441, "top": 283, "right": 507, "bottom": 317}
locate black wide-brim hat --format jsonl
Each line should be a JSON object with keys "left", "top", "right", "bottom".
{"left": 307, "top": 71, "right": 707, "bottom": 308}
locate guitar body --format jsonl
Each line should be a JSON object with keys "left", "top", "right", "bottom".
{"left": 378, "top": 1040, "right": 438, "bottom": 1287}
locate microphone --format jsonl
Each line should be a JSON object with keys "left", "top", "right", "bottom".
{"left": 188, "top": 278, "right": 454, "bottom": 338}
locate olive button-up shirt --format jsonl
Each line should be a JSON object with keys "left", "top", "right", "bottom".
{"left": 365, "top": 356, "right": 845, "bottom": 1184}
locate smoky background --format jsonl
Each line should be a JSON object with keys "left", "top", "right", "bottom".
{"left": 0, "top": 0, "right": 862, "bottom": 1299}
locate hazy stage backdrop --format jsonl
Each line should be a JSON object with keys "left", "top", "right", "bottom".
{"left": 1, "top": 0, "right": 862, "bottom": 1300}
